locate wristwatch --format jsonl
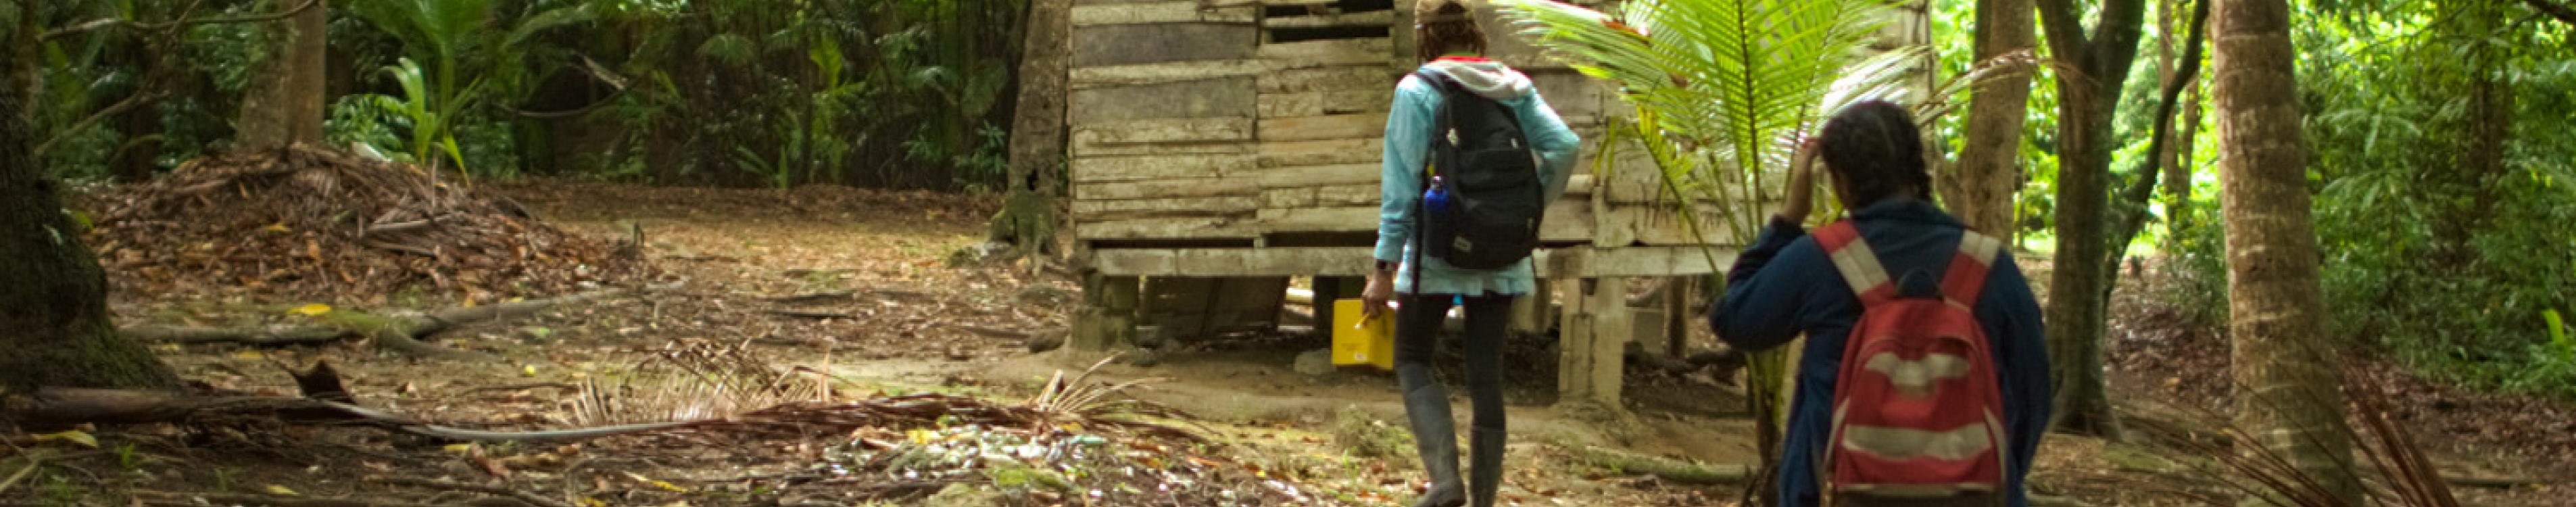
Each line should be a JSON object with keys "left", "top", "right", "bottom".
{"left": 1374, "top": 260, "right": 1399, "bottom": 273}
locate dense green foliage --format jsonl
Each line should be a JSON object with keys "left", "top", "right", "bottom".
{"left": 16, "top": 0, "right": 1026, "bottom": 189}
{"left": 2156, "top": 1, "right": 2576, "bottom": 397}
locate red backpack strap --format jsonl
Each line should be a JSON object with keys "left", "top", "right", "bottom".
{"left": 1811, "top": 221, "right": 1896, "bottom": 305}
{"left": 1941, "top": 231, "right": 2004, "bottom": 305}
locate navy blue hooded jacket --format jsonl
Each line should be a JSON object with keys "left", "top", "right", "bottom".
{"left": 1708, "top": 199, "right": 2052, "bottom": 507}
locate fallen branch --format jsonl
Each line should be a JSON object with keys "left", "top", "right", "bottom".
{"left": 762, "top": 289, "right": 857, "bottom": 304}
{"left": 2442, "top": 475, "right": 2548, "bottom": 489}
{"left": 379, "top": 477, "right": 575, "bottom": 507}
{"left": 122, "top": 289, "right": 627, "bottom": 360}
{"left": 1, "top": 387, "right": 698, "bottom": 442}
{"left": 1574, "top": 445, "right": 1749, "bottom": 485}
{"left": 136, "top": 491, "right": 458, "bottom": 507}
{"left": 124, "top": 325, "right": 342, "bottom": 345}
{"left": 953, "top": 324, "right": 1032, "bottom": 339}
{"left": 763, "top": 308, "right": 857, "bottom": 320}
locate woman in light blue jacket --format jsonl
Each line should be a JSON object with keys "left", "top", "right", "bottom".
{"left": 1358, "top": 2, "right": 1580, "bottom": 506}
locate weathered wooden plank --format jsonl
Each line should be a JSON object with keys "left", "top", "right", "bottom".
{"left": 1087, "top": 246, "right": 1731, "bottom": 277}
{"left": 1263, "top": 10, "right": 1395, "bottom": 28}
{"left": 1257, "top": 66, "right": 1397, "bottom": 94}
{"left": 1071, "top": 141, "right": 1255, "bottom": 158}
{"left": 1597, "top": 203, "right": 1751, "bottom": 246}
{"left": 1244, "top": 163, "right": 1378, "bottom": 187}
{"left": 1073, "top": 196, "right": 1259, "bottom": 222}
{"left": 1076, "top": 216, "right": 1256, "bottom": 239}
{"left": 1072, "top": 60, "right": 1269, "bottom": 88}
{"left": 1072, "top": 2, "right": 1257, "bottom": 25}
{"left": 1257, "top": 89, "right": 1394, "bottom": 118}
{"left": 1259, "top": 39, "right": 1393, "bottom": 68}
{"left": 1260, "top": 113, "right": 1390, "bottom": 142}
{"left": 1565, "top": 174, "right": 1595, "bottom": 195}
{"left": 1071, "top": 117, "right": 1255, "bottom": 147}
{"left": 1259, "top": 206, "right": 1378, "bottom": 232}
{"left": 1072, "top": 176, "right": 1259, "bottom": 200}
{"left": 1259, "top": 187, "right": 1319, "bottom": 209}
{"left": 1278, "top": 183, "right": 1380, "bottom": 207}
{"left": 1069, "top": 77, "right": 1256, "bottom": 124}
{"left": 1257, "top": 138, "right": 1382, "bottom": 167}
{"left": 1071, "top": 154, "right": 1257, "bottom": 183}
{"left": 1540, "top": 198, "right": 1594, "bottom": 242}
{"left": 1528, "top": 71, "right": 1605, "bottom": 120}
{"left": 1074, "top": 24, "right": 1257, "bottom": 67}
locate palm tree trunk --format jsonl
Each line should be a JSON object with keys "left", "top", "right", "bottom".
{"left": 234, "top": 0, "right": 329, "bottom": 150}
{"left": 0, "top": 85, "right": 183, "bottom": 393}
{"left": 1944, "top": 0, "right": 2037, "bottom": 235}
{"left": 2210, "top": 0, "right": 2360, "bottom": 501}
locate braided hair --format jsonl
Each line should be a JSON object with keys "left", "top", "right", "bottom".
{"left": 1818, "top": 100, "right": 1933, "bottom": 208}
{"left": 1414, "top": 0, "right": 1486, "bottom": 62}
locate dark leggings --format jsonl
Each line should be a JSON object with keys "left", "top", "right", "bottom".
{"left": 1394, "top": 293, "right": 1513, "bottom": 433}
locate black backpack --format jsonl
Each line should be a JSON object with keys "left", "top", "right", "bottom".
{"left": 1414, "top": 69, "right": 1547, "bottom": 271}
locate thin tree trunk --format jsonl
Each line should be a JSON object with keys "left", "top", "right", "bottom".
{"left": 0, "top": 85, "right": 183, "bottom": 393}
{"left": 2104, "top": 0, "right": 2210, "bottom": 292}
{"left": 2035, "top": 0, "right": 2152, "bottom": 439}
{"left": 233, "top": 0, "right": 328, "bottom": 150}
{"left": 992, "top": 0, "right": 1070, "bottom": 256}
{"left": 1944, "top": 0, "right": 2036, "bottom": 235}
{"left": 2163, "top": 78, "right": 2203, "bottom": 241}
{"left": 2210, "top": 0, "right": 2359, "bottom": 500}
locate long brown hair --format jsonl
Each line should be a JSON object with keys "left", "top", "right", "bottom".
{"left": 1414, "top": 0, "right": 1486, "bottom": 62}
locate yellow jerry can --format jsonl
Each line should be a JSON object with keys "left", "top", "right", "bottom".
{"left": 1332, "top": 299, "right": 1397, "bottom": 370}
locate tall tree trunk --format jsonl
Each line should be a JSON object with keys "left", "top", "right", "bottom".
{"left": 2209, "top": 0, "right": 2360, "bottom": 500}
{"left": 992, "top": 0, "right": 1070, "bottom": 257}
{"left": 233, "top": 0, "right": 329, "bottom": 150}
{"left": 2163, "top": 77, "right": 2202, "bottom": 241}
{"left": 2432, "top": 0, "right": 2514, "bottom": 266}
{"left": 1944, "top": 0, "right": 2037, "bottom": 235}
{"left": 2035, "top": 0, "right": 2150, "bottom": 439}
{"left": 114, "top": 40, "right": 168, "bottom": 183}
{"left": 0, "top": 86, "right": 183, "bottom": 393}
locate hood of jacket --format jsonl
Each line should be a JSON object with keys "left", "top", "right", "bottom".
{"left": 1419, "top": 57, "right": 1534, "bottom": 99}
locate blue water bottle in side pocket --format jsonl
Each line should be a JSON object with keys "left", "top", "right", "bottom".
{"left": 1421, "top": 174, "right": 1455, "bottom": 260}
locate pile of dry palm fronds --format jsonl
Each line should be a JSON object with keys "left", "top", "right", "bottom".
{"left": 86, "top": 143, "right": 648, "bottom": 301}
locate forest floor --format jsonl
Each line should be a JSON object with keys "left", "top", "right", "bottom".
{"left": 14, "top": 180, "right": 2572, "bottom": 506}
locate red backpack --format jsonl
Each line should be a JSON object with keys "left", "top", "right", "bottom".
{"left": 1811, "top": 221, "right": 2010, "bottom": 505}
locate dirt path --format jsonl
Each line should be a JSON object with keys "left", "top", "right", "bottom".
{"left": 47, "top": 180, "right": 2573, "bottom": 507}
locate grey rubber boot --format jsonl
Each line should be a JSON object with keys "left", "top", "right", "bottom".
{"left": 1398, "top": 365, "right": 1466, "bottom": 507}
{"left": 1466, "top": 427, "right": 1505, "bottom": 507}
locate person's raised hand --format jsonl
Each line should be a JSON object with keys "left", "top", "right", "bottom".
{"left": 1778, "top": 137, "right": 1822, "bottom": 224}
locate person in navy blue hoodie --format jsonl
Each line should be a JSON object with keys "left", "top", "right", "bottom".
{"left": 1707, "top": 101, "right": 2052, "bottom": 507}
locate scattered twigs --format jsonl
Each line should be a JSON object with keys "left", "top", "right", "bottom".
{"left": 91, "top": 144, "right": 649, "bottom": 302}
{"left": 1575, "top": 445, "right": 1749, "bottom": 485}
{"left": 0, "top": 452, "right": 43, "bottom": 496}
{"left": 378, "top": 477, "right": 576, "bottom": 507}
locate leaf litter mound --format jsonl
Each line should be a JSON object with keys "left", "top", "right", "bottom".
{"left": 87, "top": 144, "right": 649, "bottom": 301}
